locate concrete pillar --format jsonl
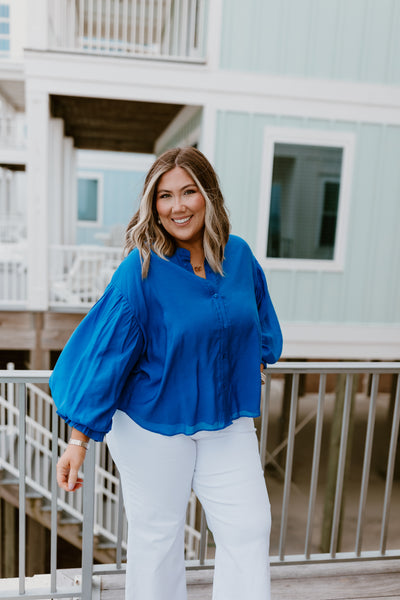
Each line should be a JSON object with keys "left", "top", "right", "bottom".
{"left": 199, "top": 103, "right": 217, "bottom": 164}
{"left": 48, "top": 118, "right": 65, "bottom": 245}
{"left": 26, "top": 89, "right": 50, "bottom": 311}
{"left": 63, "top": 137, "right": 77, "bottom": 245}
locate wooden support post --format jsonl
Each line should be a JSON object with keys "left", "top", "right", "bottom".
{"left": 2, "top": 499, "right": 18, "bottom": 577}
{"left": 26, "top": 516, "right": 49, "bottom": 577}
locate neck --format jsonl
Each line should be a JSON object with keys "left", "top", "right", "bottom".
{"left": 176, "top": 239, "right": 204, "bottom": 259}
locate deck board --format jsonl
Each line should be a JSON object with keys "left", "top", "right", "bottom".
{"left": 96, "top": 560, "right": 400, "bottom": 599}
{"left": 2, "top": 560, "right": 398, "bottom": 599}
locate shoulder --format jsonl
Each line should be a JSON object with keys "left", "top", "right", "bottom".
{"left": 225, "top": 234, "right": 254, "bottom": 261}
{"left": 109, "top": 248, "right": 145, "bottom": 301}
{"left": 111, "top": 249, "right": 141, "bottom": 284}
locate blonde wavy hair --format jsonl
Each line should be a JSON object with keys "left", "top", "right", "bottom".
{"left": 124, "top": 147, "right": 231, "bottom": 278}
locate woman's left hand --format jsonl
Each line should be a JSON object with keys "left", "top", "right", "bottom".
{"left": 260, "top": 364, "right": 266, "bottom": 385}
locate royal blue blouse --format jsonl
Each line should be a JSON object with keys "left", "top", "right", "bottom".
{"left": 50, "top": 235, "right": 282, "bottom": 441}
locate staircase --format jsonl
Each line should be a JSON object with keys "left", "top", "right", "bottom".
{"left": 0, "top": 370, "right": 201, "bottom": 565}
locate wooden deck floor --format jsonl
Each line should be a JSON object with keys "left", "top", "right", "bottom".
{"left": 2, "top": 559, "right": 399, "bottom": 599}
{"left": 77, "top": 559, "right": 400, "bottom": 599}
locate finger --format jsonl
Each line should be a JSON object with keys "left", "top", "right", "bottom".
{"left": 68, "top": 467, "right": 79, "bottom": 491}
{"left": 56, "top": 465, "right": 70, "bottom": 489}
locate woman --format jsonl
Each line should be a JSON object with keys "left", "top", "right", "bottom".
{"left": 51, "top": 147, "right": 282, "bottom": 600}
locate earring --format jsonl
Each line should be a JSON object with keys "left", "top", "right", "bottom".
{"left": 157, "top": 217, "right": 161, "bottom": 224}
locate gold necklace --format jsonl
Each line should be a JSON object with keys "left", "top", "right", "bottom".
{"left": 192, "top": 264, "right": 203, "bottom": 272}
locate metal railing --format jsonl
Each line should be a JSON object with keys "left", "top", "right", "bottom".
{"left": 0, "top": 363, "right": 399, "bottom": 598}
{"left": 48, "top": 0, "right": 207, "bottom": 62}
{"left": 261, "top": 362, "right": 400, "bottom": 564}
{"left": 0, "top": 369, "right": 201, "bottom": 562}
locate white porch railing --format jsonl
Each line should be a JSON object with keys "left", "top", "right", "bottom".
{"left": 0, "top": 242, "right": 28, "bottom": 307}
{"left": 49, "top": 244, "right": 122, "bottom": 310}
{"left": 0, "top": 115, "right": 26, "bottom": 149}
{"left": 48, "top": 0, "right": 207, "bottom": 62}
{"left": 0, "top": 363, "right": 399, "bottom": 599}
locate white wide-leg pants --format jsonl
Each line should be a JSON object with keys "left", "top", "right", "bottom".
{"left": 106, "top": 411, "right": 271, "bottom": 600}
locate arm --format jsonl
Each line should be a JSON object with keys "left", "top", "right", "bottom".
{"left": 50, "top": 284, "right": 144, "bottom": 443}
{"left": 56, "top": 428, "right": 90, "bottom": 492}
{"left": 253, "top": 257, "right": 283, "bottom": 365}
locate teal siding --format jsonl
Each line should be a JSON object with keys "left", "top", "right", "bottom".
{"left": 76, "top": 169, "right": 146, "bottom": 245}
{"left": 214, "top": 111, "right": 400, "bottom": 326}
{"left": 220, "top": 0, "right": 400, "bottom": 85}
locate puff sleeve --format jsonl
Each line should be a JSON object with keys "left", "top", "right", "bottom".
{"left": 253, "top": 258, "right": 283, "bottom": 366}
{"left": 49, "top": 284, "right": 144, "bottom": 441}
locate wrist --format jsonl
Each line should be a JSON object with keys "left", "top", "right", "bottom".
{"left": 68, "top": 438, "right": 89, "bottom": 450}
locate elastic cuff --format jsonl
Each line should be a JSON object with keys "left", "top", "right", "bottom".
{"left": 56, "top": 411, "right": 106, "bottom": 442}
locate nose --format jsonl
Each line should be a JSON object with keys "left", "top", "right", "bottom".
{"left": 171, "top": 195, "right": 186, "bottom": 212}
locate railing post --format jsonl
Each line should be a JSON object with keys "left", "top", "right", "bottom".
{"left": 198, "top": 508, "right": 207, "bottom": 566}
{"left": 81, "top": 442, "right": 96, "bottom": 600}
{"left": 116, "top": 476, "right": 124, "bottom": 569}
{"left": 278, "top": 373, "right": 299, "bottom": 560}
{"left": 50, "top": 403, "right": 59, "bottom": 593}
{"left": 18, "top": 383, "right": 26, "bottom": 595}
{"left": 380, "top": 374, "right": 400, "bottom": 554}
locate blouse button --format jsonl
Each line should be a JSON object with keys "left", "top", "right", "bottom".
{"left": 213, "top": 293, "right": 218, "bottom": 299}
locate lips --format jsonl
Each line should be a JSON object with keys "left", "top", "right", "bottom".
{"left": 172, "top": 216, "right": 192, "bottom": 224}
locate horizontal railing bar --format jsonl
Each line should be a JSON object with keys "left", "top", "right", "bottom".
{"left": 1, "top": 363, "right": 399, "bottom": 385}
{"left": 269, "top": 549, "right": 400, "bottom": 566}
{"left": 43, "top": 47, "right": 207, "bottom": 64}
{"left": 147, "top": 548, "right": 400, "bottom": 571}
{"left": 267, "top": 362, "right": 400, "bottom": 374}
{"left": 0, "top": 590, "right": 82, "bottom": 599}
{"left": 0, "top": 371, "right": 52, "bottom": 383}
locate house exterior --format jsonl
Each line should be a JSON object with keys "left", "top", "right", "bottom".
{"left": 0, "top": 0, "right": 399, "bottom": 367}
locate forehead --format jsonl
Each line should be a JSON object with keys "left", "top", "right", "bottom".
{"left": 158, "top": 166, "right": 195, "bottom": 189}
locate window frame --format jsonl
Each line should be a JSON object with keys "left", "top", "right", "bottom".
{"left": 256, "top": 127, "right": 355, "bottom": 271}
{"left": 76, "top": 171, "right": 103, "bottom": 228}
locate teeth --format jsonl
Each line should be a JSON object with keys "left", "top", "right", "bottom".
{"left": 173, "top": 216, "right": 191, "bottom": 224}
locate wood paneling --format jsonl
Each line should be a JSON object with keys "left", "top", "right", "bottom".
{"left": 50, "top": 96, "right": 183, "bottom": 153}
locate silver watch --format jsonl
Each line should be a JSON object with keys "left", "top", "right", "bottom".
{"left": 68, "top": 438, "right": 89, "bottom": 450}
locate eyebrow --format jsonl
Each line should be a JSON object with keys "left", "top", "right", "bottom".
{"left": 157, "top": 183, "right": 198, "bottom": 194}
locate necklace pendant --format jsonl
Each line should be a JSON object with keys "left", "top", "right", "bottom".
{"left": 193, "top": 265, "right": 203, "bottom": 272}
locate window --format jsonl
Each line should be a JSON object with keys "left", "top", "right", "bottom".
{"left": 258, "top": 128, "right": 355, "bottom": 270}
{"left": 77, "top": 174, "right": 103, "bottom": 226}
{"left": 0, "top": 4, "right": 10, "bottom": 56}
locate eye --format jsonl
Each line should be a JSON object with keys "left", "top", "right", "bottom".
{"left": 159, "top": 192, "right": 171, "bottom": 199}
{"left": 184, "top": 188, "right": 196, "bottom": 195}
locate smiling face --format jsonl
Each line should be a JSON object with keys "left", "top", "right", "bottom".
{"left": 155, "top": 166, "right": 206, "bottom": 251}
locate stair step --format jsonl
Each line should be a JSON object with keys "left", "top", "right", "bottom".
{"left": 26, "top": 491, "right": 43, "bottom": 499}
{"left": 59, "top": 517, "right": 81, "bottom": 525}
{"left": 0, "top": 477, "right": 19, "bottom": 485}
{"left": 40, "top": 504, "right": 62, "bottom": 513}
{"left": 96, "top": 542, "right": 117, "bottom": 550}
